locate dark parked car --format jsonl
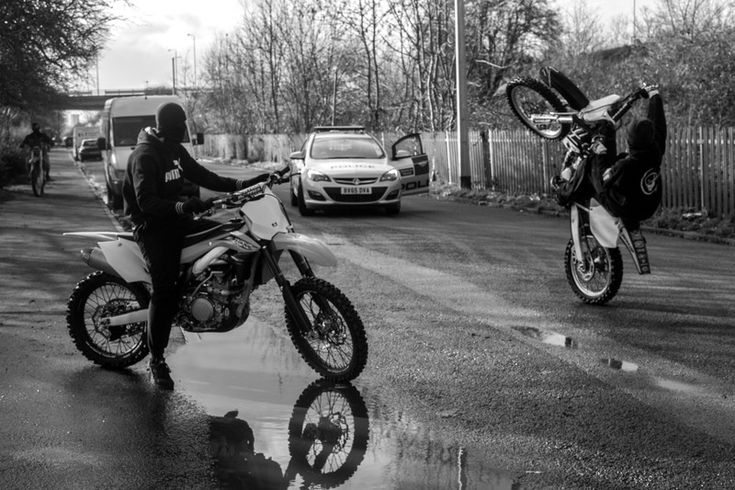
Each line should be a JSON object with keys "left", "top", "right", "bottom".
{"left": 78, "top": 138, "right": 101, "bottom": 161}
{"left": 64, "top": 136, "right": 73, "bottom": 147}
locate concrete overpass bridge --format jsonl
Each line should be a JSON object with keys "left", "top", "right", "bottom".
{"left": 57, "top": 87, "right": 197, "bottom": 111}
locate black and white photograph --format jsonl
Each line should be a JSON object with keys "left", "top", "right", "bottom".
{"left": 1, "top": 0, "right": 734, "bottom": 488}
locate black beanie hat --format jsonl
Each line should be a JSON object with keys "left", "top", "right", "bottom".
{"left": 156, "top": 102, "right": 186, "bottom": 132}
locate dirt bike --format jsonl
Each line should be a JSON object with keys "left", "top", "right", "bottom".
{"left": 506, "top": 67, "right": 657, "bottom": 304}
{"left": 28, "top": 145, "right": 46, "bottom": 197}
{"left": 63, "top": 167, "right": 368, "bottom": 381}
{"left": 209, "top": 379, "right": 369, "bottom": 489}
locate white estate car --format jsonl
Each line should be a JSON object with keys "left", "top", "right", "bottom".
{"left": 288, "top": 126, "right": 429, "bottom": 216}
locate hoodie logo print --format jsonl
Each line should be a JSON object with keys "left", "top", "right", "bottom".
{"left": 165, "top": 159, "right": 182, "bottom": 183}
{"left": 640, "top": 168, "right": 660, "bottom": 195}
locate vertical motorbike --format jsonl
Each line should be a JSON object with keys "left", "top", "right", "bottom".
{"left": 506, "top": 67, "right": 657, "bottom": 304}
{"left": 64, "top": 167, "right": 368, "bottom": 381}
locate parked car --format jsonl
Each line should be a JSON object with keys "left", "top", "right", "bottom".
{"left": 64, "top": 136, "right": 73, "bottom": 148}
{"left": 288, "top": 126, "right": 429, "bottom": 216}
{"left": 77, "top": 138, "right": 101, "bottom": 161}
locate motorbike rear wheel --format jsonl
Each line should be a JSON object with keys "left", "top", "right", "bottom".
{"left": 286, "top": 379, "right": 369, "bottom": 488}
{"left": 67, "top": 271, "right": 150, "bottom": 368}
{"left": 564, "top": 236, "right": 623, "bottom": 305}
{"left": 506, "top": 77, "right": 570, "bottom": 140}
{"left": 30, "top": 163, "right": 45, "bottom": 197}
{"left": 285, "top": 277, "right": 367, "bottom": 381}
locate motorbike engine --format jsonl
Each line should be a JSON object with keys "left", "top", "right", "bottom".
{"left": 177, "top": 259, "right": 252, "bottom": 333}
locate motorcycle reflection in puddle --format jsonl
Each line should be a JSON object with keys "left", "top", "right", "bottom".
{"left": 208, "top": 379, "right": 369, "bottom": 489}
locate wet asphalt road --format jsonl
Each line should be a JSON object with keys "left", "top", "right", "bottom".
{"left": 1, "top": 149, "right": 735, "bottom": 489}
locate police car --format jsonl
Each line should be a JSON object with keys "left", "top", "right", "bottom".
{"left": 288, "top": 126, "right": 429, "bottom": 216}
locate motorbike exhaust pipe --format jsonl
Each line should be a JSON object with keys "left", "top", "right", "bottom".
{"left": 81, "top": 247, "right": 121, "bottom": 278}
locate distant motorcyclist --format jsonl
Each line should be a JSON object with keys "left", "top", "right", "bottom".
{"left": 122, "top": 101, "right": 271, "bottom": 389}
{"left": 20, "top": 123, "right": 53, "bottom": 180}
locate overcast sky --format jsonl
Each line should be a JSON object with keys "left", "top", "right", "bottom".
{"left": 88, "top": 0, "right": 649, "bottom": 92}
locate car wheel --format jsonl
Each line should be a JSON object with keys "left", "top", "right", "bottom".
{"left": 290, "top": 180, "right": 298, "bottom": 207}
{"left": 297, "top": 184, "right": 314, "bottom": 216}
{"left": 385, "top": 202, "right": 401, "bottom": 216}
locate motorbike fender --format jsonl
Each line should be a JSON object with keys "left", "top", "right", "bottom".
{"left": 589, "top": 201, "right": 620, "bottom": 248}
{"left": 272, "top": 232, "right": 337, "bottom": 267}
{"left": 98, "top": 239, "right": 151, "bottom": 284}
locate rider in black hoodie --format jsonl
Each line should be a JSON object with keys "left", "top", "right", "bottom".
{"left": 123, "top": 102, "right": 269, "bottom": 389}
{"left": 591, "top": 92, "right": 667, "bottom": 230}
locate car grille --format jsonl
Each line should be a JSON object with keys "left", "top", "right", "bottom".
{"left": 333, "top": 177, "right": 378, "bottom": 185}
{"left": 324, "top": 187, "right": 388, "bottom": 202}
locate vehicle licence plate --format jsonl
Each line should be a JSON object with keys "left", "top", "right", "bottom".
{"left": 341, "top": 187, "right": 371, "bottom": 195}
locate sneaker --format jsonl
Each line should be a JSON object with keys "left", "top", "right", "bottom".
{"left": 149, "top": 357, "right": 174, "bottom": 390}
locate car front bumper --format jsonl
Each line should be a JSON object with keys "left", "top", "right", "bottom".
{"left": 302, "top": 181, "right": 401, "bottom": 208}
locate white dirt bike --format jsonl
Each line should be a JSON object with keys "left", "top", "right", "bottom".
{"left": 64, "top": 167, "right": 367, "bottom": 381}
{"left": 506, "top": 67, "right": 657, "bottom": 304}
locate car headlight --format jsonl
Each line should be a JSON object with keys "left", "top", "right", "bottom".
{"left": 307, "top": 169, "right": 331, "bottom": 182}
{"left": 379, "top": 168, "right": 400, "bottom": 182}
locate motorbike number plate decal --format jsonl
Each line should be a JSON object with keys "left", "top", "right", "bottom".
{"left": 341, "top": 186, "right": 371, "bottom": 195}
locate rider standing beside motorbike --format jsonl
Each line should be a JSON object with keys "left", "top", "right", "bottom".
{"left": 123, "top": 102, "right": 270, "bottom": 389}
{"left": 20, "top": 122, "right": 53, "bottom": 180}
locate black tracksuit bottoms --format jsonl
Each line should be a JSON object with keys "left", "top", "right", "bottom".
{"left": 134, "top": 217, "right": 219, "bottom": 359}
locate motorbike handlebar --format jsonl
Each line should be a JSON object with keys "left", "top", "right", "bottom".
{"left": 210, "top": 165, "right": 291, "bottom": 209}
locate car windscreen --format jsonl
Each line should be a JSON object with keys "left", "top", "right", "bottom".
{"left": 310, "top": 136, "right": 385, "bottom": 159}
{"left": 112, "top": 115, "right": 190, "bottom": 146}
{"left": 81, "top": 140, "right": 97, "bottom": 147}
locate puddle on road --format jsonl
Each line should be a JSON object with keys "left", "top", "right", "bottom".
{"left": 169, "top": 319, "right": 521, "bottom": 489}
{"left": 512, "top": 326, "right": 578, "bottom": 349}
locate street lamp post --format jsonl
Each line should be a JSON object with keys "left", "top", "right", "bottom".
{"left": 187, "top": 33, "right": 197, "bottom": 90}
{"left": 168, "top": 49, "right": 178, "bottom": 95}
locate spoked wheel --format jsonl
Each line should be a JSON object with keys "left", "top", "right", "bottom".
{"left": 564, "top": 236, "right": 623, "bottom": 305}
{"left": 506, "top": 77, "right": 571, "bottom": 140}
{"left": 287, "top": 379, "right": 369, "bottom": 489}
{"left": 66, "top": 271, "right": 150, "bottom": 368}
{"left": 285, "top": 277, "right": 367, "bottom": 381}
{"left": 30, "top": 163, "right": 45, "bottom": 197}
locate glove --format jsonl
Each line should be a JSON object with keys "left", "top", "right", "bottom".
{"left": 180, "top": 197, "right": 214, "bottom": 214}
{"left": 640, "top": 83, "right": 659, "bottom": 99}
{"left": 590, "top": 135, "right": 608, "bottom": 155}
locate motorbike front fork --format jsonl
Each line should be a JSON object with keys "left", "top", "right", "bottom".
{"left": 571, "top": 204, "right": 651, "bottom": 275}
{"left": 261, "top": 246, "right": 315, "bottom": 332}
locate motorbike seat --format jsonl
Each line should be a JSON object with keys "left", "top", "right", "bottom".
{"left": 182, "top": 221, "right": 241, "bottom": 248}
{"left": 579, "top": 94, "right": 622, "bottom": 123}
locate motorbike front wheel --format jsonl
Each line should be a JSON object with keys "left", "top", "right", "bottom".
{"left": 506, "top": 77, "right": 570, "bottom": 140}
{"left": 30, "top": 163, "right": 45, "bottom": 197}
{"left": 564, "top": 236, "right": 623, "bottom": 305}
{"left": 66, "top": 271, "right": 150, "bottom": 368}
{"left": 285, "top": 278, "right": 368, "bottom": 381}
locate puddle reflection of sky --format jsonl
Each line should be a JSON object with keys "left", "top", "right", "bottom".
{"left": 169, "top": 319, "right": 519, "bottom": 489}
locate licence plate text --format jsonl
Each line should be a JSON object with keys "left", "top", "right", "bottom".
{"left": 341, "top": 187, "right": 372, "bottom": 195}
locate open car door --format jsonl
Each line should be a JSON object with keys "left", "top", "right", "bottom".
{"left": 390, "top": 133, "right": 430, "bottom": 196}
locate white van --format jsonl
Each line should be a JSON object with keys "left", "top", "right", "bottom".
{"left": 99, "top": 95, "right": 202, "bottom": 209}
